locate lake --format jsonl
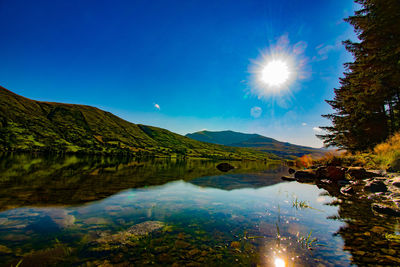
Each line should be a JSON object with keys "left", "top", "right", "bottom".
{"left": 0, "top": 154, "right": 399, "bottom": 266}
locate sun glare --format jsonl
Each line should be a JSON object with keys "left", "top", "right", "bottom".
{"left": 274, "top": 257, "right": 286, "bottom": 267}
{"left": 261, "top": 60, "right": 290, "bottom": 86}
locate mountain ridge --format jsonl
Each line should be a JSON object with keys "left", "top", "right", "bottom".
{"left": 186, "top": 130, "right": 326, "bottom": 159}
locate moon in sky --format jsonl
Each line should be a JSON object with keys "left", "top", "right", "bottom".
{"left": 260, "top": 59, "right": 290, "bottom": 86}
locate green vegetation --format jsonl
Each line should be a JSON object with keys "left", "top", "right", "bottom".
{"left": 297, "top": 231, "right": 318, "bottom": 250}
{"left": 186, "top": 130, "right": 326, "bottom": 159}
{"left": 292, "top": 198, "right": 312, "bottom": 210}
{"left": 319, "top": 0, "right": 400, "bottom": 152}
{"left": 0, "top": 87, "right": 277, "bottom": 160}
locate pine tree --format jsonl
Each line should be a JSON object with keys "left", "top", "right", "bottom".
{"left": 319, "top": 0, "right": 400, "bottom": 152}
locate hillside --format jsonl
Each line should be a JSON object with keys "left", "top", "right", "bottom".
{"left": 186, "top": 130, "right": 326, "bottom": 159}
{"left": 0, "top": 86, "right": 278, "bottom": 160}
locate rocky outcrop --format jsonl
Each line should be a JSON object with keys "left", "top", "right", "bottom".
{"left": 290, "top": 164, "right": 400, "bottom": 217}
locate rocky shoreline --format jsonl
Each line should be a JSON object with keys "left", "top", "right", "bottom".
{"left": 282, "top": 165, "right": 400, "bottom": 217}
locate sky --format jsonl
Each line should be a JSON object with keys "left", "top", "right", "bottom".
{"left": 0, "top": 0, "right": 358, "bottom": 148}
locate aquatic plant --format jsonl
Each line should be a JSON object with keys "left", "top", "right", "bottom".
{"left": 11, "top": 260, "right": 23, "bottom": 267}
{"left": 292, "top": 197, "right": 323, "bottom": 212}
{"left": 292, "top": 197, "right": 311, "bottom": 210}
{"left": 297, "top": 231, "right": 318, "bottom": 250}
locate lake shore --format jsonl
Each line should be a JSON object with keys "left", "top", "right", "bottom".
{"left": 283, "top": 165, "right": 400, "bottom": 217}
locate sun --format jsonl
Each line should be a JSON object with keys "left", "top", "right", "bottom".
{"left": 261, "top": 59, "right": 290, "bottom": 86}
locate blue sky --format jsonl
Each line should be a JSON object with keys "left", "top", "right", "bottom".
{"left": 0, "top": 0, "right": 357, "bottom": 147}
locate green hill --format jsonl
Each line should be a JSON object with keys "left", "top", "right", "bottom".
{"left": 0, "top": 86, "right": 278, "bottom": 160}
{"left": 186, "top": 130, "right": 326, "bottom": 159}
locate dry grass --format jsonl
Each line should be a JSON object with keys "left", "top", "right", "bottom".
{"left": 313, "top": 132, "right": 400, "bottom": 171}
{"left": 373, "top": 132, "right": 400, "bottom": 171}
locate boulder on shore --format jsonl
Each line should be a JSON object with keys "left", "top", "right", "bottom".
{"left": 216, "top": 163, "right": 234, "bottom": 172}
{"left": 340, "top": 185, "right": 355, "bottom": 196}
{"left": 281, "top": 176, "right": 296, "bottom": 182}
{"left": 316, "top": 166, "right": 346, "bottom": 181}
{"left": 346, "top": 167, "right": 376, "bottom": 180}
{"left": 364, "top": 179, "right": 387, "bottom": 193}
{"left": 294, "top": 170, "right": 316, "bottom": 181}
{"left": 391, "top": 177, "right": 400, "bottom": 188}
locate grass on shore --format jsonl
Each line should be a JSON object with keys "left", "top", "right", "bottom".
{"left": 291, "top": 132, "right": 400, "bottom": 172}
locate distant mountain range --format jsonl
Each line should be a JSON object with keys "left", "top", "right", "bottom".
{"left": 186, "top": 130, "right": 326, "bottom": 159}
{"left": 0, "top": 86, "right": 277, "bottom": 160}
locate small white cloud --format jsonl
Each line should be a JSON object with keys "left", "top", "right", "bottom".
{"left": 313, "top": 127, "right": 323, "bottom": 133}
{"left": 293, "top": 41, "right": 308, "bottom": 55}
{"left": 154, "top": 103, "right": 160, "bottom": 110}
{"left": 302, "top": 122, "right": 307, "bottom": 126}
{"left": 250, "top": 106, "right": 262, "bottom": 118}
{"left": 313, "top": 44, "right": 339, "bottom": 62}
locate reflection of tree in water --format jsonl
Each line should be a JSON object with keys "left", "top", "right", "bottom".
{"left": 0, "top": 153, "right": 281, "bottom": 211}
{"left": 323, "top": 185, "right": 400, "bottom": 266}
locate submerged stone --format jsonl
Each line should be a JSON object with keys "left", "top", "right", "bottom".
{"left": 0, "top": 244, "right": 12, "bottom": 254}
{"left": 230, "top": 241, "right": 240, "bottom": 249}
{"left": 96, "top": 221, "right": 165, "bottom": 244}
{"left": 175, "top": 240, "right": 190, "bottom": 249}
{"left": 126, "top": 221, "right": 164, "bottom": 236}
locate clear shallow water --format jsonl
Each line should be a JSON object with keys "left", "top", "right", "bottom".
{"left": 0, "top": 154, "right": 399, "bottom": 266}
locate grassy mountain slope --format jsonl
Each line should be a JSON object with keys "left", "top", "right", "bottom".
{"left": 0, "top": 86, "right": 277, "bottom": 160}
{"left": 186, "top": 130, "right": 259, "bottom": 145}
{"left": 186, "top": 130, "right": 326, "bottom": 159}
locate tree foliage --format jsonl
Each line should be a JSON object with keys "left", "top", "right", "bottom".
{"left": 319, "top": 0, "right": 400, "bottom": 151}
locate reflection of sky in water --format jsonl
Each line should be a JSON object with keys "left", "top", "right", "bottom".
{"left": 0, "top": 177, "right": 352, "bottom": 266}
{"left": 80, "top": 179, "right": 340, "bottom": 229}
{"left": 73, "top": 179, "right": 350, "bottom": 264}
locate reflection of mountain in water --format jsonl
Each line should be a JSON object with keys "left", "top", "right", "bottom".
{"left": 190, "top": 165, "right": 288, "bottom": 190}
{"left": 0, "top": 153, "right": 283, "bottom": 211}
